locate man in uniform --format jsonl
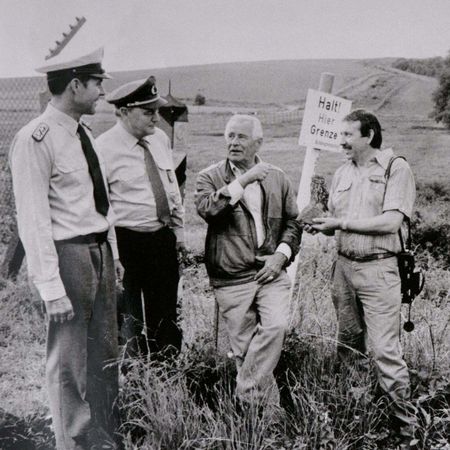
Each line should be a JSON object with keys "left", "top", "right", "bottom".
{"left": 195, "top": 114, "right": 302, "bottom": 408}
{"left": 311, "top": 109, "right": 417, "bottom": 442}
{"left": 96, "top": 76, "right": 185, "bottom": 360}
{"left": 9, "top": 48, "right": 119, "bottom": 449}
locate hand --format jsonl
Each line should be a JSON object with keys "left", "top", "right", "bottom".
{"left": 114, "top": 258, "right": 125, "bottom": 283}
{"left": 45, "top": 295, "right": 74, "bottom": 323}
{"left": 239, "top": 163, "right": 271, "bottom": 187}
{"left": 311, "top": 217, "right": 342, "bottom": 235}
{"left": 254, "top": 252, "right": 287, "bottom": 284}
{"left": 303, "top": 223, "right": 319, "bottom": 235}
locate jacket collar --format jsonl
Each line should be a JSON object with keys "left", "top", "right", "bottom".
{"left": 224, "top": 155, "right": 263, "bottom": 183}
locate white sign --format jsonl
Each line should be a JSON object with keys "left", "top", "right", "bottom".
{"left": 298, "top": 89, "right": 352, "bottom": 152}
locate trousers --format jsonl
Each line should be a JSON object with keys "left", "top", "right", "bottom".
{"left": 48, "top": 239, "right": 119, "bottom": 450}
{"left": 116, "top": 226, "right": 182, "bottom": 358}
{"left": 331, "top": 254, "right": 416, "bottom": 426}
{"left": 213, "top": 271, "right": 291, "bottom": 405}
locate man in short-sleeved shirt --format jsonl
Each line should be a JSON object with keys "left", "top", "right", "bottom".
{"left": 311, "top": 109, "right": 417, "bottom": 441}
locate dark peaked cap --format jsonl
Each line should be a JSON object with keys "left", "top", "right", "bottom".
{"left": 106, "top": 76, "right": 168, "bottom": 108}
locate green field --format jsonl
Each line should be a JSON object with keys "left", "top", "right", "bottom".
{"left": 0, "top": 59, "right": 449, "bottom": 449}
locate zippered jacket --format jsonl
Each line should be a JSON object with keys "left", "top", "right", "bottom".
{"left": 195, "top": 159, "right": 302, "bottom": 286}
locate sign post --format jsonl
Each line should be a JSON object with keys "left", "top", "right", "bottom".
{"left": 288, "top": 73, "right": 352, "bottom": 285}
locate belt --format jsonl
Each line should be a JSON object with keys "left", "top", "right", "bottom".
{"left": 338, "top": 252, "right": 395, "bottom": 262}
{"left": 55, "top": 231, "right": 108, "bottom": 245}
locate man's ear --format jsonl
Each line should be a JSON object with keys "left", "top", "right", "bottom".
{"left": 255, "top": 137, "right": 263, "bottom": 149}
{"left": 367, "top": 129, "right": 374, "bottom": 145}
{"left": 68, "top": 78, "right": 81, "bottom": 94}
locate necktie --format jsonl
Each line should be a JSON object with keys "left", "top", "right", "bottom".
{"left": 77, "top": 124, "right": 109, "bottom": 216}
{"left": 138, "top": 139, "right": 171, "bottom": 226}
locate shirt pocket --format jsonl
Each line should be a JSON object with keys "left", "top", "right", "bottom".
{"left": 115, "top": 166, "right": 148, "bottom": 195}
{"left": 54, "top": 157, "right": 90, "bottom": 189}
{"left": 332, "top": 178, "right": 352, "bottom": 216}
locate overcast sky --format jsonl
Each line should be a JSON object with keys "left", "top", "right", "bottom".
{"left": 1, "top": 0, "right": 449, "bottom": 78}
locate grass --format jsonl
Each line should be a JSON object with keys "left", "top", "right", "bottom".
{"left": 1, "top": 63, "right": 450, "bottom": 449}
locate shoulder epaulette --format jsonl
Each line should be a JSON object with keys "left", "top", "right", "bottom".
{"left": 31, "top": 123, "right": 49, "bottom": 142}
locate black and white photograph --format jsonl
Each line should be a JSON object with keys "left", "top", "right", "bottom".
{"left": 1, "top": 0, "right": 449, "bottom": 448}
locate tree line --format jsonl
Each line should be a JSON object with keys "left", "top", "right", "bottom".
{"left": 392, "top": 53, "right": 450, "bottom": 130}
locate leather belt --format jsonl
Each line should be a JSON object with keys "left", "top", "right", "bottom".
{"left": 55, "top": 231, "right": 108, "bottom": 245}
{"left": 338, "top": 252, "right": 395, "bottom": 262}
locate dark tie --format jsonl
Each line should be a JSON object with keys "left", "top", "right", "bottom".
{"left": 77, "top": 124, "right": 109, "bottom": 216}
{"left": 138, "top": 139, "right": 171, "bottom": 226}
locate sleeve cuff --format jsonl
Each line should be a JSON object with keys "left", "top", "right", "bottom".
{"left": 107, "top": 227, "right": 119, "bottom": 260}
{"left": 35, "top": 278, "right": 66, "bottom": 302}
{"left": 276, "top": 243, "right": 292, "bottom": 260}
{"left": 226, "top": 179, "right": 245, "bottom": 205}
{"left": 173, "top": 227, "right": 185, "bottom": 244}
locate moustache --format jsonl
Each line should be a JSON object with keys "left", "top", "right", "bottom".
{"left": 342, "top": 144, "right": 352, "bottom": 150}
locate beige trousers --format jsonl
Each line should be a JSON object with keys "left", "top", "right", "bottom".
{"left": 331, "top": 254, "right": 416, "bottom": 426}
{"left": 214, "top": 271, "right": 291, "bottom": 405}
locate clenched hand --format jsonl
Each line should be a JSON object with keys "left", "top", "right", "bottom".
{"left": 254, "top": 252, "right": 287, "bottom": 284}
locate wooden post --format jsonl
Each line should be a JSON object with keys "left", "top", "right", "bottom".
{"left": 287, "top": 73, "right": 335, "bottom": 283}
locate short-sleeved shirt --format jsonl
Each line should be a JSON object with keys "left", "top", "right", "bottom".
{"left": 328, "top": 148, "right": 416, "bottom": 257}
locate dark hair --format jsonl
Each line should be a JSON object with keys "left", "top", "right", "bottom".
{"left": 47, "top": 74, "right": 92, "bottom": 96}
{"left": 343, "top": 109, "right": 382, "bottom": 149}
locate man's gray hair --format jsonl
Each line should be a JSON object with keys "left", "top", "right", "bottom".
{"left": 224, "top": 114, "right": 263, "bottom": 140}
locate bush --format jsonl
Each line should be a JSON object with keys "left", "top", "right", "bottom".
{"left": 194, "top": 93, "right": 206, "bottom": 106}
{"left": 413, "top": 181, "right": 450, "bottom": 268}
{"left": 430, "top": 51, "right": 450, "bottom": 129}
{"left": 392, "top": 57, "right": 445, "bottom": 78}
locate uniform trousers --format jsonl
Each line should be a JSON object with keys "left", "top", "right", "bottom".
{"left": 116, "top": 226, "right": 182, "bottom": 358}
{"left": 48, "top": 238, "right": 119, "bottom": 450}
{"left": 331, "top": 254, "right": 416, "bottom": 426}
{"left": 213, "top": 271, "right": 291, "bottom": 405}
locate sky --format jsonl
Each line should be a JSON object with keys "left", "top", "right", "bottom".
{"left": 1, "top": 0, "right": 450, "bottom": 78}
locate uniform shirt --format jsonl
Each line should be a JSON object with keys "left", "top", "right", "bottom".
{"left": 226, "top": 158, "right": 292, "bottom": 259}
{"left": 328, "top": 148, "right": 416, "bottom": 257}
{"left": 9, "top": 103, "right": 114, "bottom": 301}
{"left": 96, "top": 123, "right": 184, "bottom": 258}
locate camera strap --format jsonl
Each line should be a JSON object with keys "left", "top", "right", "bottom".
{"left": 384, "top": 156, "right": 415, "bottom": 331}
{"left": 383, "top": 156, "right": 411, "bottom": 251}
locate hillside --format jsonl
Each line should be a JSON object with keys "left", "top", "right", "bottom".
{"left": 104, "top": 58, "right": 382, "bottom": 105}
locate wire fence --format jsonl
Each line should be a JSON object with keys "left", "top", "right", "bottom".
{"left": 0, "top": 76, "right": 303, "bottom": 263}
{"left": 0, "top": 76, "right": 46, "bottom": 247}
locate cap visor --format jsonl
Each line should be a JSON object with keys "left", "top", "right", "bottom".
{"left": 140, "top": 97, "right": 168, "bottom": 109}
{"left": 91, "top": 72, "right": 112, "bottom": 80}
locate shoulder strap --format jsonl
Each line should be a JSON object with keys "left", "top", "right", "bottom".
{"left": 384, "top": 156, "right": 411, "bottom": 251}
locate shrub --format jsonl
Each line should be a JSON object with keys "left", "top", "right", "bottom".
{"left": 194, "top": 93, "right": 206, "bottom": 106}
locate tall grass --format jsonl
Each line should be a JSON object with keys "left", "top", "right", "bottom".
{"left": 113, "top": 242, "right": 449, "bottom": 450}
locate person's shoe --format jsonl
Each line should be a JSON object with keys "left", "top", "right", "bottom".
{"left": 86, "top": 426, "right": 118, "bottom": 450}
